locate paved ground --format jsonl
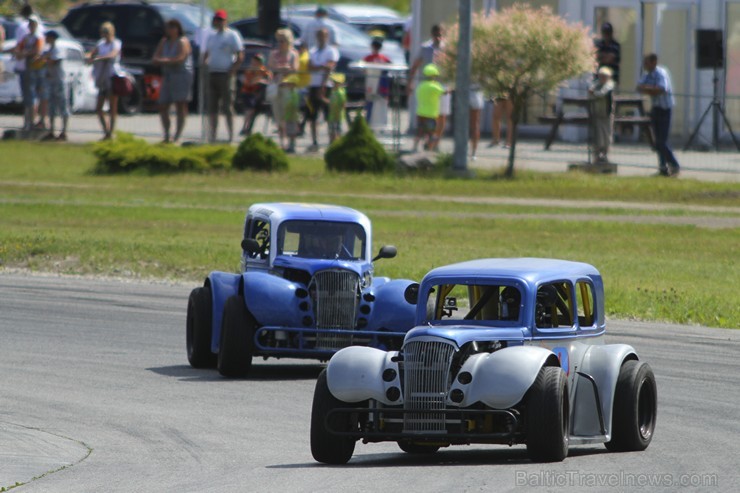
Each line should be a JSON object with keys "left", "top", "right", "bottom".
{"left": 1, "top": 111, "right": 738, "bottom": 183}
{"left": 1, "top": 273, "right": 739, "bottom": 492}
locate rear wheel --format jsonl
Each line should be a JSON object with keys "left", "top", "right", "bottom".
{"left": 526, "top": 365, "right": 569, "bottom": 462}
{"left": 217, "top": 295, "right": 255, "bottom": 378}
{"left": 397, "top": 442, "right": 440, "bottom": 454}
{"left": 605, "top": 360, "right": 657, "bottom": 452}
{"left": 310, "top": 370, "right": 358, "bottom": 464}
{"left": 186, "top": 286, "right": 216, "bottom": 368}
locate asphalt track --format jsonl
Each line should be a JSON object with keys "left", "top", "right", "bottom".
{"left": 1, "top": 273, "right": 738, "bottom": 492}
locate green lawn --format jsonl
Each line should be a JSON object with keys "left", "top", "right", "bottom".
{"left": 1, "top": 141, "right": 738, "bottom": 328}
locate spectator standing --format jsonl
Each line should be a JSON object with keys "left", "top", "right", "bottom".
{"left": 10, "top": 5, "right": 45, "bottom": 130}
{"left": 595, "top": 22, "right": 621, "bottom": 86}
{"left": 295, "top": 40, "right": 310, "bottom": 89}
{"left": 152, "top": 19, "right": 193, "bottom": 143}
{"left": 301, "top": 6, "right": 340, "bottom": 49}
{"left": 412, "top": 64, "right": 445, "bottom": 152}
{"left": 588, "top": 66, "right": 615, "bottom": 163}
{"left": 408, "top": 25, "right": 449, "bottom": 143}
{"left": 307, "top": 28, "right": 339, "bottom": 151}
{"left": 280, "top": 74, "right": 301, "bottom": 153}
{"left": 203, "top": 9, "right": 244, "bottom": 143}
{"left": 362, "top": 38, "right": 392, "bottom": 129}
{"left": 41, "top": 30, "right": 68, "bottom": 141}
{"left": 489, "top": 95, "right": 513, "bottom": 148}
{"left": 21, "top": 16, "right": 47, "bottom": 130}
{"left": 267, "top": 28, "right": 299, "bottom": 150}
{"left": 238, "top": 53, "right": 271, "bottom": 136}
{"left": 637, "top": 53, "right": 680, "bottom": 177}
{"left": 327, "top": 72, "right": 346, "bottom": 143}
{"left": 87, "top": 22, "right": 122, "bottom": 140}
{"left": 469, "top": 84, "right": 484, "bottom": 160}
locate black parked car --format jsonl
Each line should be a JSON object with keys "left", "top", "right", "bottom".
{"left": 62, "top": 1, "right": 213, "bottom": 112}
{"left": 230, "top": 15, "right": 406, "bottom": 101}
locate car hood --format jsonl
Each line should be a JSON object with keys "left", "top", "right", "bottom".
{"left": 403, "top": 325, "right": 529, "bottom": 348}
{"left": 272, "top": 255, "right": 370, "bottom": 277}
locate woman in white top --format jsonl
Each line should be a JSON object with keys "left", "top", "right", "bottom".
{"left": 86, "top": 21, "right": 122, "bottom": 140}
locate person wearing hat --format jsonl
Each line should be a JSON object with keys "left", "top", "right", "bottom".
{"left": 326, "top": 72, "right": 346, "bottom": 143}
{"left": 408, "top": 25, "right": 450, "bottom": 141}
{"left": 588, "top": 66, "right": 615, "bottom": 163}
{"left": 412, "top": 63, "right": 446, "bottom": 152}
{"left": 40, "top": 30, "right": 69, "bottom": 141}
{"left": 239, "top": 53, "right": 272, "bottom": 136}
{"left": 595, "top": 22, "right": 621, "bottom": 85}
{"left": 301, "top": 5, "right": 340, "bottom": 50}
{"left": 204, "top": 9, "right": 244, "bottom": 143}
{"left": 153, "top": 18, "right": 193, "bottom": 143}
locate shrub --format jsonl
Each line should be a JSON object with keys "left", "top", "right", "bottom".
{"left": 232, "top": 133, "right": 289, "bottom": 172}
{"left": 324, "top": 116, "right": 395, "bottom": 174}
{"left": 92, "top": 133, "right": 233, "bottom": 174}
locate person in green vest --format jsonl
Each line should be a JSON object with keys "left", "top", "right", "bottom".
{"left": 327, "top": 72, "right": 346, "bottom": 143}
{"left": 281, "top": 74, "right": 301, "bottom": 153}
{"left": 412, "top": 63, "right": 446, "bottom": 152}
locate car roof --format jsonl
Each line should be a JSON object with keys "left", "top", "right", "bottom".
{"left": 424, "top": 258, "right": 601, "bottom": 284}
{"left": 248, "top": 202, "right": 371, "bottom": 226}
{"left": 329, "top": 4, "right": 404, "bottom": 21}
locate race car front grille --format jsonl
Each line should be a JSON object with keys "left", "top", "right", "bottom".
{"left": 402, "top": 340, "right": 457, "bottom": 433}
{"left": 310, "top": 269, "right": 360, "bottom": 350}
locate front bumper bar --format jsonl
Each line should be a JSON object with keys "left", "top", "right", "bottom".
{"left": 253, "top": 326, "right": 406, "bottom": 358}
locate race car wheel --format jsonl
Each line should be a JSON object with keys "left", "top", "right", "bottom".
{"left": 605, "top": 360, "right": 657, "bottom": 452}
{"left": 397, "top": 442, "right": 440, "bottom": 454}
{"left": 311, "top": 369, "right": 358, "bottom": 464}
{"left": 186, "top": 286, "right": 216, "bottom": 368}
{"left": 526, "top": 365, "right": 569, "bottom": 462}
{"left": 217, "top": 295, "right": 255, "bottom": 378}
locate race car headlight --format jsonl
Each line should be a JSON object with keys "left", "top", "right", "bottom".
{"left": 361, "top": 270, "right": 372, "bottom": 289}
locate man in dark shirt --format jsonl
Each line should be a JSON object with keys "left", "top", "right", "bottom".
{"left": 595, "top": 22, "right": 621, "bottom": 85}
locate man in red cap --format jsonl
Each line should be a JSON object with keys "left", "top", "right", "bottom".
{"left": 204, "top": 9, "right": 244, "bottom": 143}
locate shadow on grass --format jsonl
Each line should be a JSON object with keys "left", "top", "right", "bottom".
{"left": 147, "top": 363, "right": 323, "bottom": 382}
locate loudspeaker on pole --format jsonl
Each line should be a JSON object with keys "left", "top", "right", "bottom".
{"left": 696, "top": 29, "right": 724, "bottom": 69}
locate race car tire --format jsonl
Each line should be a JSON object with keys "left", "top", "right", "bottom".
{"left": 397, "top": 442, "right": 440, "bottom": 454}
{"left": 186, "top": 286, "right": 216, "bottom": 368}
{"left": 605, "top": 360, "right": 657, "bottom": 452}
{"left": 526, "top": 365, "right": 569, "bottom": 462}
{"left": 217, "top": 295, "right": 255, "bottom": 378}
{"left": 311, "top": 369, "right": 358, "bottom": 464}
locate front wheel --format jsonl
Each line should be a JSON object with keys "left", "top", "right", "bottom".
{"left": 217, "top": 295, "right": 255, "bottom": 378}
{"left": 605, "top": 360, "right": 657, "bottom": 452}
{"left": 310, "top": 369, "right": 358, "bottom": 464}
{"left": 186, "top": 286, "right": 216, "bottom": 368}
{"left": 526, "top": 365, "right": 569, "bottom": 462}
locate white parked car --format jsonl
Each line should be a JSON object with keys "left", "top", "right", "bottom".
{"left": 0, "top": 36, "right": 98, "bottom": 113}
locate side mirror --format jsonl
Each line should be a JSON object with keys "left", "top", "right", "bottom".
{"left": 372, "top": 245, "right": 397, "bottom": 262}
{"left": 241, "top": 238, "right": 260, "bottom": 253}
{"left": 404, "top": 283, "right": 419, "bottom": 305}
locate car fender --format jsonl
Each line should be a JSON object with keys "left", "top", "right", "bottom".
{"left": 365, "top": 279, "right": 417, "bottom": 331}
{"left": 572, "top": 344, "right": 637, "bottom": 438}
{"left": 326, "top": 346, "right": 401, "bottom": 405}
{"left": 242, "top": 271, "right": 306, "bottom": 327}
{"left": 450, "top": 346, "right": 560, "bottom": 409}
{"left": 207, "top": 271, "right": 240, "bottom": 352}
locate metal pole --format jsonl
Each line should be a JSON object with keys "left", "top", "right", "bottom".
{"left": 452, "top": 0, "right": 472, "bottom": 172}
{"left": 199, "top": 0, "right": 207, "bottom": 143}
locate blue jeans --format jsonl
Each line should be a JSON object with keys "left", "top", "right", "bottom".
{"left": 651, "top": 107, "right": 680, "bottom": 173}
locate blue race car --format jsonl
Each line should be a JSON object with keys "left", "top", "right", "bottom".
{"left": 311, "top": 258, "right": 658, "bottom": 464}
{"left": 186, "top": 203, "right": 417, "bottom": 377}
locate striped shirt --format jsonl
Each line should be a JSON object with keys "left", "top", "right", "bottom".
{"left": 638, "top": 66, "right": 674, "bottom": 109}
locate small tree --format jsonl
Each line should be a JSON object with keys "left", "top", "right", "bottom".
{"left": 439, "top": 5, "right": 595, "bottom": 177}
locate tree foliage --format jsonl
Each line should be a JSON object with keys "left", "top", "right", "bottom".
{"left": 438, "top": 5, "right": 595, "bottom": 177}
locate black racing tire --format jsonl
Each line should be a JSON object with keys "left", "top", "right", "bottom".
{"left": 605, "top": 360, "right": 657, "bottom": 452}
{"left": 216, "top": 295, "right": 255, "bottom": 378}
{"left": 186, "top": 286, "right": 216, "bottom": 368}
{"left": 526, "top": 365, "right": 570, "bottom": 462}
{"left": 310, "top": 369, "right": 358, "bottom": 464}
{"left": 397, "top": 442, "right": 440, "bottom": 454}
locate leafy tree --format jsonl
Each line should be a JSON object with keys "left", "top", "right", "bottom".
{"left": 439, "top": 5, "right": 595, "bottom": 177}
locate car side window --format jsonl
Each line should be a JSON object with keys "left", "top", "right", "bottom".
{"left": 245, "top": 218, "right": 270, "bottom": 260}
{"left": 576, "top": 281, "right": 596, "bottom": 327}
{"left": 535, "top": 282, "right": 574, "bottom": 329}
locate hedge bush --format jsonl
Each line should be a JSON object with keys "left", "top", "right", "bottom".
{"left": 232, "top": 133, "right": 289, "bottom": 172}
{"left": 92, "top": 133, "right": 233, "bottom": 174}
{"left": 324, "top": 116, "right": 395, "bottom": 174}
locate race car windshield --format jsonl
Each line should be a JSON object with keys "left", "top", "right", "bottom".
{"left": 424, "top": 283, "right": 523, "bottom": 325}
{"left": 277, "top": 221, "right": 367, "bottom": 260}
